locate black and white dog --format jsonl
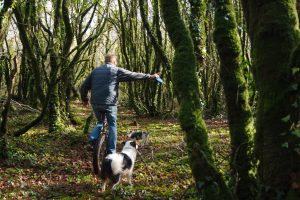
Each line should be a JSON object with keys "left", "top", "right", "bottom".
{"left": 100, "top": 140, "right": 138, "bottom": 191}
{"left": 127, "top": 131, "right": 149, "bottom": 147}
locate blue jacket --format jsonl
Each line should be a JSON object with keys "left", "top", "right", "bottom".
{"left": 80, "top": 63, "right": 150, "bottom": 106}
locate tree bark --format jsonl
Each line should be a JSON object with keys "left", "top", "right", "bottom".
{"left": 61, "top": 0, "right": 76, "bottom": 124}
{"left": 241, "top": 0, "right": 300, "bottom": 198}
{"left": 0, "top": 0, "right": 14, "bottom": 29}
{"left": 0, "top": 0, "right": 14, "bottom": 45}
{"left": 160, "top": 0, "right": 233, "bottom": 199}
{"left": 213, "top": 0, "right": 255, "bottom": 199}
{"left": 0, "top": 56, "right": 17, "bottom": 161}
{"left": 188, "top": 0, "right": 206, "bottom": 71}
{"left": 139, "top": 0, "right": 171, "bottom": 72}
{"left": 14, "top": 7, "right": 45, "bottom": 104}
{"left": 139, "top": 0, "right": 171, "bottom": 115}
{"left": 47, "top": 0, "right": 63, "bottom": 133}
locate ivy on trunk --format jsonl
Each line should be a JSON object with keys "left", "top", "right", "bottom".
{"left": 242, "top": 0, "right": 300, "bottom": 198}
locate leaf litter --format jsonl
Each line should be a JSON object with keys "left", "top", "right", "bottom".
{"left": 0, "top": 102, "right": 230, "bottom": 199}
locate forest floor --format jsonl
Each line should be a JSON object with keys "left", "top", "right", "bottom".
{"left": 0, "top": 101, "right": 230, "bottom": 200}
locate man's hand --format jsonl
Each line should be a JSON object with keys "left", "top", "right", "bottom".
{"left": 83, "top": 101, "right": 89, "bottom": 107}
{"left": 150, "top": 72, "right": 160, "bottom": 79}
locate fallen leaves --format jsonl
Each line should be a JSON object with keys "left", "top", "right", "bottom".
{"left": 1, "top": 103, "right": 230, "bottom": 199}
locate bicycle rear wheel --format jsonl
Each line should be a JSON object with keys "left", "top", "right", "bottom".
{"left": 92, "top": 133, "right": 107, "bottom": 175}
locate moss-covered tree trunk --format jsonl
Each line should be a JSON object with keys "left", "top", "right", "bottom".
{"left": 213, "top": 0, "right": 255, "bottom": 199}
{"left": 14, "top": 6, "right": 45, "bottom": 104}
{"left": 0, "top": 0, "right": 14, "bottom": 46}
{"left": 48, "top": 81, "right": 61, "bottom": 133}
{"left": 139, "top": 0, "right": 171, "bottom": 115}
{"left": 242, "top": 0, "right": 300, "bottom": 198}
{"left": 188, "top": 0, "right": 206, "bottom": 71}
{"left": 61, "top": 0, "right": 76, "bottom": 124}
{"left": 117, "top": 0, "right": 138, "bottom": 113}
{"left": 48, "top": 0, "right": 63, "bottom": 133}
{"left": 160, "top": 0, "right": 233, "bottom": 199}
{"left": 0, "top": 0, "right": 16, "bottom": 161}
{"left": 48, "top": 55, "right": 62, "bottom": 133}
{"left": 0, "top": 57, "right": 16, "bottom": 161}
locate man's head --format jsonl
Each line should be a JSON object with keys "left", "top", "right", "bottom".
{"left": 105, "top": 54, "right": 117, "bottom": 65}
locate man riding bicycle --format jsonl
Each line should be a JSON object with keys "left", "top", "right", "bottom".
{"left": 80, "top": 54, "right": 158, "bottom": 154}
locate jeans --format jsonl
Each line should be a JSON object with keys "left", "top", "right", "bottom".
{"left": 91, "top": 104, "right": 118, "bottom": 154}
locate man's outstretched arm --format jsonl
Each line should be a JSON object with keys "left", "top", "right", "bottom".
{"left": 117, "top": 67, "right": 157, "bottom": 82}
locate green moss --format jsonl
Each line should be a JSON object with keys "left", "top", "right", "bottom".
{"left": 160, "top": 0, "right": 233, "bottom": 198}
{"left": 48, "top": 84, "right": 64, "bottom": 133}
{"left": 188, "top": 0, "right": 207, "bottom": 70}
{"left": 241, "top": 0, "right": 300, "bottom": 197}
{"left": 214, "top": 0, "right": 256, "bottom": 199}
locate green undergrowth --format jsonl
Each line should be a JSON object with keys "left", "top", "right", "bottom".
{"left": 0, "top": 102, "right": 230, "bottom": 199}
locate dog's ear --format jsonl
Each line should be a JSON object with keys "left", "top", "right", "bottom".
{"left": 130, "top": 141, "right": 136, "bottom": 148}
{"left": 127, "top": 130, "right": 134, "bottom": 138}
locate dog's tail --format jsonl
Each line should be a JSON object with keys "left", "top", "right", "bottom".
{"left": 100, "top": 158, "right": 113, "bottom": 180}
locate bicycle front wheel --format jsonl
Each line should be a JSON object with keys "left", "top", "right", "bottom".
{"left": 92, "top": 133, "right": 107, "bottom": 175}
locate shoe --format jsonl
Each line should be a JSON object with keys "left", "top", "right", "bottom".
{"left": 89, "top": 124, "right": 103, "bottom": 142}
